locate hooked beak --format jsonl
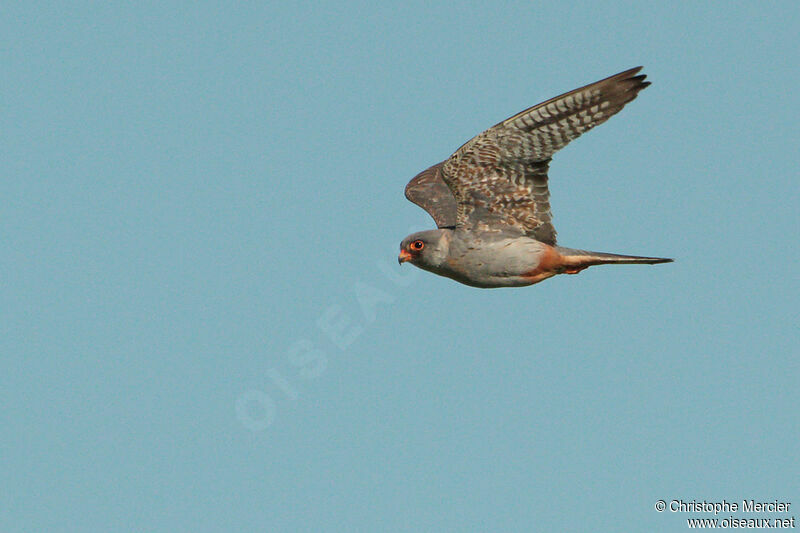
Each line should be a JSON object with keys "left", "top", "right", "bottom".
{"left": 398, "top": 249, "right": 412, "bottom": 264}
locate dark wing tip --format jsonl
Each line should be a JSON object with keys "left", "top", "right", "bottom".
{"left": 605, "top": 68, "right": 651, "bottom": 107}
{"left": 617, "top": 71, "right": 650, "bottom": 91}
{"left": 620, "top": 66, "right": 644, "bottom": 76}
{"left": 609, "top": 66, "right": 650, "bottom": 89}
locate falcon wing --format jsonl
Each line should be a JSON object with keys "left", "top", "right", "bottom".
{"left": 404, "top": 161, "right": 457, "bottom": 228}
{"left": 441, "top": 67, "right": 650, "bottom": 244}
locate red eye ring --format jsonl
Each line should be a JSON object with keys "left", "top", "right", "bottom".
{"left": 411, "top": 240, "right": 424, "bottom": 251}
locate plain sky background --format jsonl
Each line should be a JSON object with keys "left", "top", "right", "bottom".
{"left": 2, "top": 2, "right": 798, "bottom": 531}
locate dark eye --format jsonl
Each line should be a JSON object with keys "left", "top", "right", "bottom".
{"left": 411, "top": 240, "right": 424, "bottom": 251}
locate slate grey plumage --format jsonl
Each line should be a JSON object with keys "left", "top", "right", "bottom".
{"left": 399, "top": 67, "right": 672, "bottom": 288}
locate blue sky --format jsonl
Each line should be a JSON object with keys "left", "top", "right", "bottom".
{"left": 2, "top": 2, "right": 798, "bottom": 531}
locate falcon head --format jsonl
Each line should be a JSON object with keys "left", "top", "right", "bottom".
{"left": 398, "top": 229, "right": 452, "bottom": 269}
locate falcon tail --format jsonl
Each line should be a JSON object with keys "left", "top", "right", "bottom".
{"left": 555, "top": 247, "right": 673, "bottom": 273}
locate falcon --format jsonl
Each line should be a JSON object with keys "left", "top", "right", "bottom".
{"left": 398, "top": 67, "right": 672, "bottom": 288}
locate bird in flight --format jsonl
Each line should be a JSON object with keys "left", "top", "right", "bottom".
{"left": 399, "top": 67, "right": 672, "bottom": 288}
